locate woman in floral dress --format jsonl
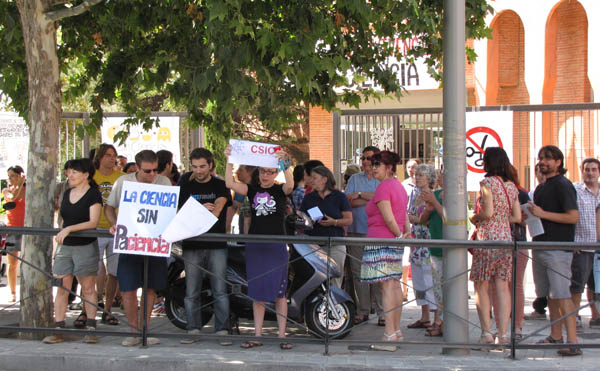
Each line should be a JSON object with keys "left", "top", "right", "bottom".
{"left": 469, "top": 147, "right": 521, "bottom": 346}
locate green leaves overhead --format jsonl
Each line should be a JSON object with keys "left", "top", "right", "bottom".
{"left": 2, "top": 0, "right": 493, "bottom": 133}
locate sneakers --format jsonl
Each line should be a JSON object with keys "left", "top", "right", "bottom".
{"left": 524, "top": 311, "right": 546, "bottom": 320}
{"left": 42, "top": 334, "right": 65, "bottom": 344}
{"left": 589, "top": 318, "right": 600, "bottom": 328}
{"left": 152, "top": 301, "right": 166, "bottom": 316}
{"left": 180, "top": 329, "right": 202, "bottom": 344}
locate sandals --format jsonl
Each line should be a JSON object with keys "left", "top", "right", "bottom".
{"left": 280, "top": 342, "right": 293, "bottom": 350}
{"left": 354, "top": 315, "right": 369, "bottom": 325}
{"left": 425, "top": 323, "right": 443, "bottom": 337}
{"left": 407, "top": 319, "right": 431, "bottom": 329}
{"left": 101, "top": 312, "right": 119, "bottom": 326}
{"left": 536, "top": 335, "right": 563, "bottom": 344}
{"left": 557, "top": 341, "right": 582, "bottom": 356}
{"left": 73, "top": 312, "right": 87, "bottom": 329}
{"left": 240, "top": 341, "right": 263, "bottom": 349}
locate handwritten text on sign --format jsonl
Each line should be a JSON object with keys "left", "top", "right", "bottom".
{"left": 228, "top": 139, "right": 281, "bottom": 168}
{"left": 113, "top": 181, "right": 179, "bottom": 257}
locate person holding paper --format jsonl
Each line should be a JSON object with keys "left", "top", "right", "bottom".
{"left": 224, "top": 144, "right": 294, "bottom": 350}
{"left": 105, "top": 150, "right": 172, "bottom": 347}
{"left": 177, "top": 148, "right": 232, "bottom": 343}
{"left": 527, "top": 145, "right": 580, "bottom": 355}
{"left": 359, "top": 150, "right": 410, "bottom": 342}
{"left": 43, "top": 159, "right": 102, "bottom": 344}
{"left": 469, "top": 147, "right": 520, "bottom": 347}
{"left": 300, "top": 166, "right": 353, "bottom": 288}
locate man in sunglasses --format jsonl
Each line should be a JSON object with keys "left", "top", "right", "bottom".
{"left": 105, "top": 149, "right": 172, "bottom": 347}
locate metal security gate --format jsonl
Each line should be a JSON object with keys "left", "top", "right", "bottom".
{"left": 334, "top": 103, "right": 600, "bottom": 190}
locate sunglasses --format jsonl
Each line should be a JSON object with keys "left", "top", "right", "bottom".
{"left": 259, "top": 169, "right": 277, "bottom": 175}
{"left": 360, "top": 156, "right": 371, "bottom": 161}
{"left": 141, "top": 168, "right": 159, "bottom": 174}
{"left": 371, "top": 161, "right": 382, "bottom": 168}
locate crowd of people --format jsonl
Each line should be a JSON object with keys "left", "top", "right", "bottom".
{"left": 1, "top": 141, "right": 599, "bottom": 356}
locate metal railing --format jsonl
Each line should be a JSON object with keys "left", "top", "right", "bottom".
{"left": 1, "top": 226, "right": 599, "bottom": 358}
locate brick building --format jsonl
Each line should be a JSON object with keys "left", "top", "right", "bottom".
{"left": 308, "top": 0, "right": 600, "bottom": 188}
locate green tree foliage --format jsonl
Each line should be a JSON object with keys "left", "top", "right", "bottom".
{"left": 2, "top": 0, "right": 493, "bottom": 143}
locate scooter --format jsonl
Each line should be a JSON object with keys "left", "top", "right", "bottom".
{"left": 163, "top": 218, "right": 356, "bottom": 338}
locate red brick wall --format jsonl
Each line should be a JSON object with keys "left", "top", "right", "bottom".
{"left": 308, "top": 105, "right": 334, "bottom": 170}
{"left": 486, "top": 10, "right": 531, "bottom": 185}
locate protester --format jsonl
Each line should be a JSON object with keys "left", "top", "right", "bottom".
{"left": 92, "top": 144, "right": 123, "bottom": 326}
{"left": 525, "top": 163, "right": 548, "bottom": 320}
{"left": 401, "top": 158, "right": 419, "bottom": 299}
{"left": 105, "top": 150, "right": 172, "bottom": 347}
{"left": 418, "top": 168, "right": 445, "bottom": 337}
{"left": 571, "top": 158, "right": 600, "bottom": 330}
{"left": 291, "top": 164, "right": 305, "bottom": 210}
{"left": 303, "top": 160, "right": 324, "bottom": 194}
{"left": 2, "top": 165, "right": 26, "bottom": 303}
{"left": 343, "top": 164, "right": 361, "bottom": 190}
{"left": 528, "top": 145, "right": 580, "bottom": 355}
{"left": 406, "top": 164, "right": 438, "bottom": 331}
{"left": 116, "top": 155, "right": 127, "bottom": 171}
{"left": 123, "top": 162, "right": 137, "bottom": 174}
{"left": 505, "top": 165, "right": 530, "bottom": 340}
{"left": 360, "top": 150, "right": 410, "bottom": 342}
{"left": 469, "top": 147, "right": 520, "bottom": 347}
{"left": 300, "top": 166, "right": 353, "bottom": 288}
{"left": 345, "top": 146, "right": 383, "bottom": 326}
{"left": 42, "top": 159, "right": 102, "bottom": 344}
{"left": 224, "top": 144, "right": 294, "bottom": 350}
{"left": 157, "top": 150, "right": 174, "bottom": 182}
{"left": 178, "top": 148, "right": 232, "bottom": 344}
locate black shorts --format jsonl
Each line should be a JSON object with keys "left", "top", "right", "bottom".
{"left": 117, "top": 254, "right": 168, "bottom": 292}
{"left": 570, "top": 251, "right": 595, "bottom": 294}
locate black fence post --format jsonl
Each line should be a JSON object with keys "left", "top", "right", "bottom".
{"left": 510, "top": 241, "right": 518, "bottom": 359}
{"left": 324, "top": 237, "right": 331, "bottom": 356}
{"left": 142, "top": 255, "right": 149, "bottom": 347}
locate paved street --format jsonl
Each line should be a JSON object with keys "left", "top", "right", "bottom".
{"left": 1, "top": 260, "right": 599, "bottom": 370}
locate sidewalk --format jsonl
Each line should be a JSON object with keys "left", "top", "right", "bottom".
{"left": 1, "top": 269, "right": 599, "bottom": 370}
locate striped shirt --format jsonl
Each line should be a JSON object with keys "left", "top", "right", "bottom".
{"left": 574, "top": 182, "right": 600, "bottom": 250}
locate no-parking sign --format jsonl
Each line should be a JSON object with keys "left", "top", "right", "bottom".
{"left": 465, "top": 111, "right": 513, "bottom": 192}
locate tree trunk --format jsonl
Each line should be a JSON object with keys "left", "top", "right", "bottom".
{"left": 16, "top": 0, "right": 61, "bottom": 338}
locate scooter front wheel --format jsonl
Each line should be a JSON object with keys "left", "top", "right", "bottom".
{"left": 305, "top": 295, "right": 355, "bottom": 339}
{"left": 164, "top": 295, "right": 188, "bottom": 330}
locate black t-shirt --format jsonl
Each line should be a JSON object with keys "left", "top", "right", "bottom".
{"left": 177, "top": 172, "right": 232, "bottom": 248}
{"left": 60, "top": 187, "right": 103, "bottom": 246}
{"left": 247, "top": 183, "right": 287, "bottom": 235}
{"left": 300, "top": 190, "right": 352, "bottom": 237}
{"left": 532, "top": 174, "right": 578, "bottom": 243}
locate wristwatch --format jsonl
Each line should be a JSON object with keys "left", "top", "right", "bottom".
{"left": 358, "top": 192, "right": 362, "bottom": 199}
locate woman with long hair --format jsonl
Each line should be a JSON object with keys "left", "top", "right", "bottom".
{"left": 360, "top": 150, "right": 411, "bottom": 342}
{"left": 2, "top": 165, "right": 26, "bottom": 303}
{"left": 225, "top": 144, "right": 294, "bottom": 350}
{"left": 469, "top": 147, "right": 521, "bottom": 347}
{"left": 43, "top": 158, "right": 103, "bottom": 344}
{"left": 300, "top": 166, "right": 353, "bottom": 288}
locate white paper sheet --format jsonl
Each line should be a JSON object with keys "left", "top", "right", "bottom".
{"left": 162, "top": 198, "right": 219, "bottom": 243}
{"left": 521, "top": 203, "right": 545, "bottom": 237}
{"left": 307, "top": 206, "right": 324, "bottom": 222}
{"left": 228, "top": 139, "right": 280, "bottom": 168}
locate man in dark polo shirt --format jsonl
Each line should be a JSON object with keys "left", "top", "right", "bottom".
{"left": 528, "top": 145, "right": 580, "bottom": 355}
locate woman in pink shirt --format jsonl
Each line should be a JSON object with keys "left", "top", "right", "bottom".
{"left": 360, "top": 151, "right": 411, "bottom": 342}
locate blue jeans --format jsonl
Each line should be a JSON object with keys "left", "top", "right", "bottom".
{"left": 183, "top": 248, "right": 229, "bottom": 332}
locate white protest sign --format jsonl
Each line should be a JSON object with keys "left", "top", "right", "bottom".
{"left": 0, "top": 112, "right": 29, "bottom": 175}
{"left": 465, "top": 111, "right": 513, "bottom": 192}
{"left": 101, "top": 116, "right": 181, "bottom": 166}
{"left": 162, "top": 197, "right": 218, "bottom": 243}
{"left": 113, "top": 181, "right": 179, "bottom": 257}
{"left": 228, "top": 139, "right": 281, "bottom": 168}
